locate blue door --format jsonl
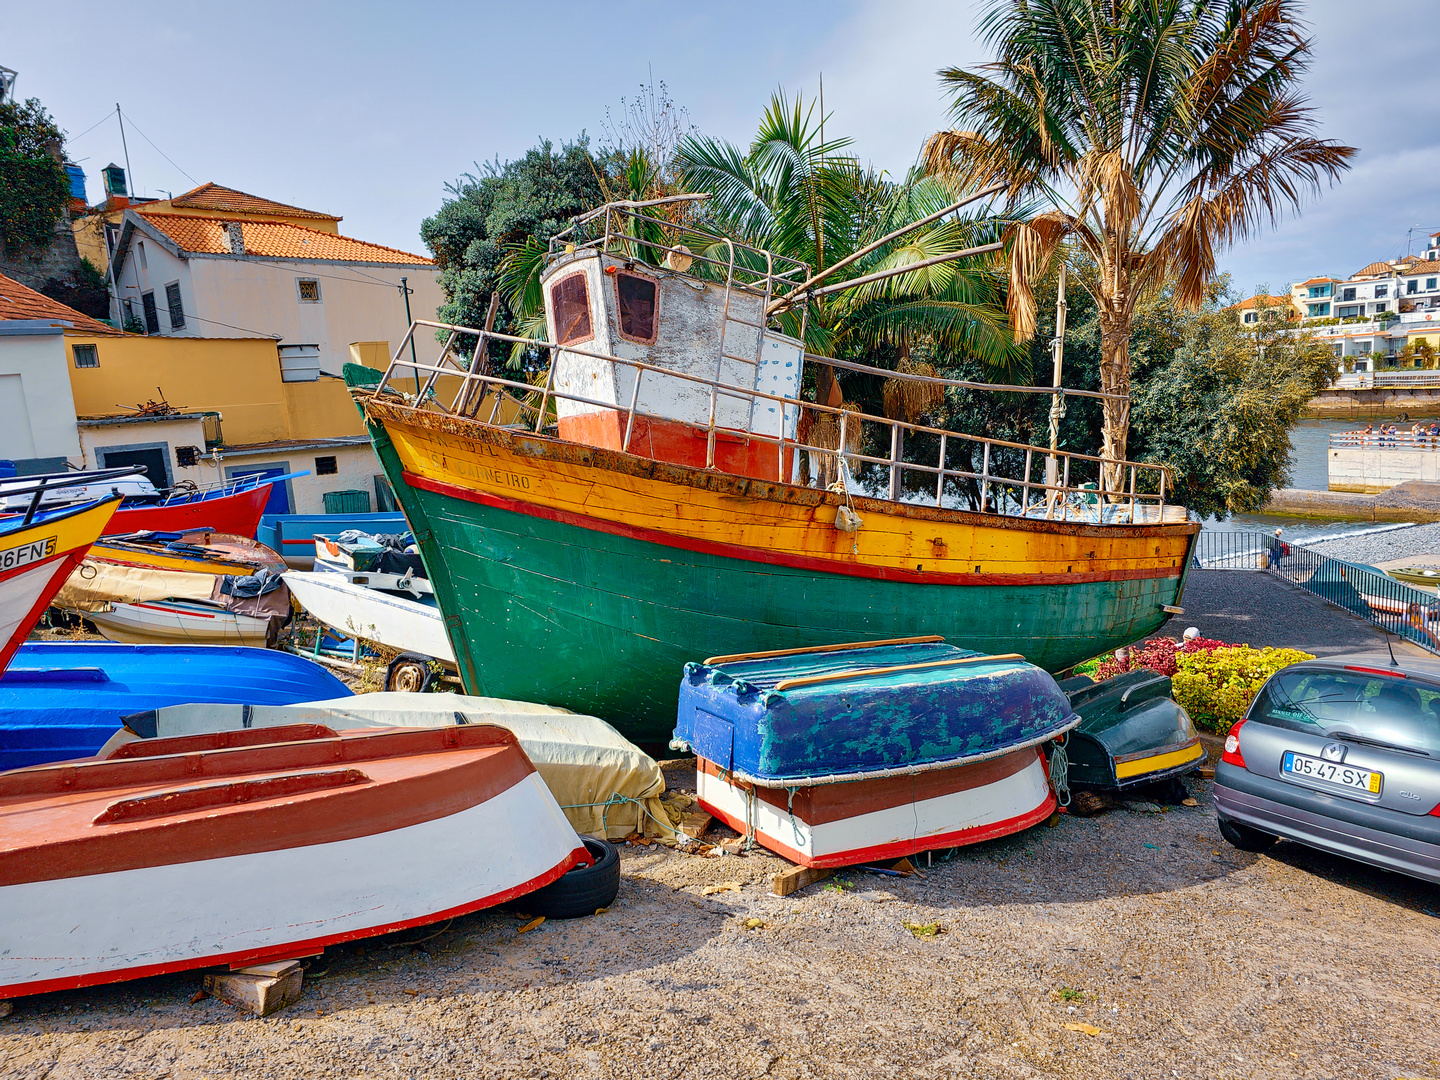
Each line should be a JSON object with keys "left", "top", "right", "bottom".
{"left": 228, "top": 464, "right": 291, "bottom": 515}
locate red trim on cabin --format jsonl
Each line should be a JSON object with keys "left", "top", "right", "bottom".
{"left": 0, "top": 845, "right": 589, "bottom": 1000}
{"left": 557, "top": 412, "right": 795, "bottom": 483}
{"left": 0, "top": 727, "right": 536, "bottom": 886}
{"left": 697, "top": 749, "right": 1040, "bottom": 825}
{"left": 700, "top": 786, "right": 1056, "bottom": 869}
{"left": 403, "top": 472, "right": 1181, "bottom": 588}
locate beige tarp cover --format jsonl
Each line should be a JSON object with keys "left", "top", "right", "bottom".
{"left": 54, "top": 559, "right": 217, "bottom": 613}
{"left": 139, "top": 692, "right": 679, "bottom": 840}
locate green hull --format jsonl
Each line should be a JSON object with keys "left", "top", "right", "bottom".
{"left": 371, "top": 440, "right": 1189, "bottom": 747}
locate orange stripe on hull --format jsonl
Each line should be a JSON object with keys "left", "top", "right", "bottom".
{"left": 559, "top": 411, "right": 794, "bottom": 482}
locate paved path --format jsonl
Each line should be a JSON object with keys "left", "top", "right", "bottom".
{"left": 1160, "top": 569, "right": 1429, "bottom": 658}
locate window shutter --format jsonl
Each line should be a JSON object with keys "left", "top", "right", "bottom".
{"left": 165, "top": 282, "right": 185, "bottom": 329}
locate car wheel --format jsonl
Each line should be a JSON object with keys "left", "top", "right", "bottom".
{"left": 385, "top": 652, "right": 436, "bottom": 693}
{"left": 516, "top": 837, "right": 621, "bottom": 919}
{"left": 1218, "top": 814, "right": 1278, "bottom": 853}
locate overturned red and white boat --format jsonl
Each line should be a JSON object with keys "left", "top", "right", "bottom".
{"left": 672, "top": 638, "right": 1079, "bottom": 867}
{"left": 0, "top": 723, "right": 588, "bottom": 998}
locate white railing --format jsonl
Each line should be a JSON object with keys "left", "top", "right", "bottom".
{"left": 366, "top": 320, "right": 1178, "bottom": 525}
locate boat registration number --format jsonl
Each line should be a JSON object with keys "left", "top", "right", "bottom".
{"left": 0, "top": 536, "right": 57, "bottom": 571}
{"left": 1282, "top": 751, "right": 1381, "bottom": 796}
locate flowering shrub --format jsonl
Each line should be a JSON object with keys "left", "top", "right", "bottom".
{"left": 1170, "top": 646, "right": 1314, "bottom": 733}
{"left": 1093, "top": 635, "right": 1228, "bottom": 680}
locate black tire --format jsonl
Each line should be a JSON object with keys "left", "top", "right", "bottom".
{"left": 516, "top": 837, "right": 620, "bottom": 919}
{"left": 386, "top": 652, "right": 436, "bottom": 693}
{"left": 1218, "top": 814, "right": 1278, "bottom": 853}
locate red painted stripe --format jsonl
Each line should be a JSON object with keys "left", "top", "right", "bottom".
{"left": 0, "top": 844, "right": 588, "bottom": 999}
{"left": 103, "top": 484, "right": 270, "bottom": 538}
{"left": 0, "top": 728, "right": 536, "bottom": 885}
{"left": 698, "top": 749, "right": 1040, "bottom": 825}
{"left": 700, "top": 789, "right": 1056, "bottom": 869}
{"left": 403, "top": 472, "right": 1181, "bottom": 588}
{"left": 130, "top": 602, "right": 218, "bottom": 618}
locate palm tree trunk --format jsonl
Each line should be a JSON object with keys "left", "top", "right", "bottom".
{"left": 1098, "top": 309, "right": 1131, "bottom": 493}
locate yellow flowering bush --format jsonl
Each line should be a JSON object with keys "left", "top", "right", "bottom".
{"left": 1171, "top": 646, "right": 1314, "bottom": 734}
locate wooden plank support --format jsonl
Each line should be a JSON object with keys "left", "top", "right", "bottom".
{"left": 204, "top": 960, "right": 304, "bottom": 1016}
{"left": 679, "top": 810, "right": 713, "bottom": 839}
{"left": 771, "top": 864, "right": 833, "bottom": 897}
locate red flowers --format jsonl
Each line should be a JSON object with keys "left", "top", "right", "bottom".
{"left": 1094, "top": 635, "right": 1227, "bottom": 680}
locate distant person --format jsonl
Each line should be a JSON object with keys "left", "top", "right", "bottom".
{"left": 1407, "top": 602, "right": 1440, "bottom": 650}
{"left": 1268, "top": 528, "right": 1288, "bottom": 567}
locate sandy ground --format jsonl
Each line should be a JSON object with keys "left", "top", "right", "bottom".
{"left": 5, "top": 770, "right": 1439, "bottom": 1080}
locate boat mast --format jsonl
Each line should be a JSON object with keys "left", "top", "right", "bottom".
{"left": 1045, "top": 263, "right": 1068, "bottom": 499}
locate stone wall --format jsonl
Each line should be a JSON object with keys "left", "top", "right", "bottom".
{"left": 1306, "top": 386, "right": 1440, "bottom": 418}
{"left": 0, "top": 213, "right": 84, "bottom": 291}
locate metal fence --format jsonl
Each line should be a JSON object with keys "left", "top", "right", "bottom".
{"left": 1191, "top": 530, "right": 1440, "bottom": 654}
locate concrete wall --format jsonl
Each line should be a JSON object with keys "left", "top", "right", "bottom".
{"left": 76, "top": 416, "right": 209, "bottom": 485}
{"left": 0, "top": 324, "right": 83, "bottom": 467}
{"left": 64, "top": 332, "right": 365, "bottom": 445}
{"left": 1306, "top": 386, "right": 1440, "bottom": 418}
{"left": 219, "top": 443, "right": 381, "bottom": 515}
{"left": 1329, "top": 446, "right": 1440, "bottom": 492}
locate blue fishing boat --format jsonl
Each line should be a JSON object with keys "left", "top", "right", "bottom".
{"left": 0, "top": 643, "right": 352, "bottom": 770}
{"left": 256, "top": 512, "right": 407, "bottom": 567}
{"left": 671, "top": 636, "right": 1079, "bottom": 867}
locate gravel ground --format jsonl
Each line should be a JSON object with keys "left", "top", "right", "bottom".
{"left": 5, "top": 773, "right": 1438, "bottom": 1080}
{"left": 1303, "top": 522, "right": 1440, "bottom": 566}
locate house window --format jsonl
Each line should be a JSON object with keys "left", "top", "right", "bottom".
{"left": 137, "top": 241, "right": 147, "bottom": 270}
{"left": 141, "top": 290, "right": 160, "bottom": 334}
{"left": 1408, "top": 280, "right": 1418, "bottom": 294}
{"left": 1428, "top": 278, "right": 1437, "bottom": 291}
{"left": 296, "top": 278, "right": 321, "bottom": 303}
{"left": 165, "top": 281, "right": 185, "bottom": 329}
{"left": 550, "top": 273, "right": 593, "bottom": 346}
{"left": 72, "top": 343, "right": 99, "bottom": 368}
{"left": 175, "top": 446, "right": 200, "bottom": 467}
{"left": 1307, "top": 302, "right": 1330, "bottom": 317}
{"left": 1342, "top": 288, "right": 1356, "bottom": 301}
{"left": 1376, "top": 285, "right": 1388, "bottom": 298}
{"left": 314, "top": 455, "right": 338, "bottom": 476}
{"left": 1243, "top": 312, "right": 1256, "bottom": 324}
{"left": 615, "top": 270, "right": 659, "bottom": 344}
{"left": 1375, "top": 302, "right": 1388, "bottom": 313}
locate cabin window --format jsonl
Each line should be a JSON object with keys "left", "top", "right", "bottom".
{"left": 315, "top": 455, "right": 338, "bottom": 476}
{"left": 72, "top": 343, "right": 99, "bottom": 368}
{"left": 550, "top": 272, "right": 593, "bottom": 346}
{"left": 615, "top": 270, "right": 659, "bottom": 344}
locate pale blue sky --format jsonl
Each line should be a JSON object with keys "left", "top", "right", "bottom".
{"left": 7, "top": 1, "right": 1436, "bottom": 295}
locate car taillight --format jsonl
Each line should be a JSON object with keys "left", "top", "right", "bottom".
{"left": 1222, "top": 719, "right": 1248, "bottom": 769}
{"left": 1430, "top": 802, "right": 1440, "bottom": 817}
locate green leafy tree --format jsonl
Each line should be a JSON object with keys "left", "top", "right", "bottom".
{"left": 0, "top": 98, "right": 71, "bottom": 259}
{"left": 924, "top": 0, "right": 1355, "bottom": 488}
{"left": 1129, "top": 281, "right": 1337, "bottom": 517}
{"left": 419, "top": 137, "right": 607, "bottom": 351}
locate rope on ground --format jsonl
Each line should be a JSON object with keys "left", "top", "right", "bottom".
{"left": 1048, "top": 739, "right": 1071, "bottom": 808}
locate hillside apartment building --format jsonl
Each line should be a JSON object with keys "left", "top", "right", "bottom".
{"left": 1231, "top": 230, "right": 1440, "bottom": 374}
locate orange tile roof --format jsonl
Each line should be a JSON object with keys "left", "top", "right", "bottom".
{"left": 0, "top": 272, "right": 120, "bottom": 335}
{"left": 1402, "top": 260, "right": 1440, "bottom": 275}
{"left": 1296, "top": 277, "right": 1338, "bottom": 286}
{"left": 158, "top": 182, "right": 339, "bottom": 222}
{"left": 1352, "top": 261, "right": 1396, "bottom": 278}
{"left": 1227, "top": 293, "right": 1292, "bottom": 311}
{"left": 140, "top": 213, "right": 434, "bottom": 266}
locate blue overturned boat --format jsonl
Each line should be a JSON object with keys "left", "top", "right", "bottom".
{"left": 0, "top": 643, "right": 353, "bottom": 770}
{"left": 671, "top": 637, "right": 1079, "bottom": 867}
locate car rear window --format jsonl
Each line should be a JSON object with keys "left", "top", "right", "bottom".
{"left": 1252, "top": 670, "right": 1440, "bottom": 757}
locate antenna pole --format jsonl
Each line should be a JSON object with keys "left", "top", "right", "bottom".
{"left": 116, "top": 104, "right": 134, "bottom": 197}
{"left": 400, "top": 276, "right": 419, "bottom": 395}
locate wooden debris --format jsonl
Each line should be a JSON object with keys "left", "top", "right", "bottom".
{"left": 679, "top": 810, "right": 714, "bottom": 839}
{"left": 517, "top": 916, "right": 545, "bottom": 934}
{"left": 771, "top": 864, "right": 833, "bottom": 897}
{"left": 701, "top": 881, "right": 742, "bottom": 896}
{"left": 719, "top": 838, "right": 747, "bottom": 855}
{"left": 1198, "top": 766, "right": 1216, "bottom": 779}
{"left": 1063, "top": 1022, "right": 1103, "bottom": 1036}
{"left": 1181, "top": 797, "right": 1199, "bottom": 807}
{"left": 890, "top": 857, "right": 918, "bottom": 876}
{"left": 203, "top": 960, "right": 303, "bottom": 1017}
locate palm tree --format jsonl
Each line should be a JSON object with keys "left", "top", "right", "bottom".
{"left": 924, "top": 0, "right": 1355, "bottom": 487}
{"left": 678, "top": 90, "right": 1015, "bottom": 373}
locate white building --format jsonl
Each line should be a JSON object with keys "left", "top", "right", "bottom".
{"left": 0, "top": 273, "right": 101, "bottom": 474}
{"left": 107, "top": 184, "right": 446, "bottom": 376}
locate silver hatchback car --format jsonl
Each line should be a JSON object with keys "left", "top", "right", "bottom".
{"left": 1214, "top": 652, "right": 1440, "bottom": 884}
